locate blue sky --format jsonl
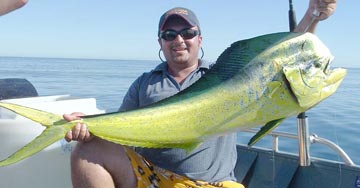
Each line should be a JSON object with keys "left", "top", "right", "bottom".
{"left": 1, "top": 1, "right": 359, "bottom": 68}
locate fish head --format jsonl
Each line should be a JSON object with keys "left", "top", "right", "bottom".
{"left": 282, "top": 33, "right": 347, "bottom": 109}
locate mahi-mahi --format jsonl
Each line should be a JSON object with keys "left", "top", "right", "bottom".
{"left": 0, "top": 32, "right": 347, "bottom": 166}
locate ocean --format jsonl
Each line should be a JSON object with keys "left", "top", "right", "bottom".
{"left": 0, "top": 56, "right": 359, "bottom": 164}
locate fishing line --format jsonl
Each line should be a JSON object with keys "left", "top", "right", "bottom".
{"left": 332, "top": 109, "right": 343, "bottom": 188}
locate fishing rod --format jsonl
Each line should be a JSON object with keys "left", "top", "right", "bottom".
{"left": 288, "top": 0, "right": 297, "bottom": 31}
{"left": 288, "top": 0, "right": 312, "bottom": 166}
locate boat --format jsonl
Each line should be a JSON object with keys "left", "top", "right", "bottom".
{"left": 234, "top": 128, "right": 360, "bottom": 188}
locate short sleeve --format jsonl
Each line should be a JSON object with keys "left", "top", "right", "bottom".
{"left": 118, "top": 77, "right": 141, "bottom": 112}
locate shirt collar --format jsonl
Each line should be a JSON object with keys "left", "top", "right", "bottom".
{"left": 153, "top": 59, "right": 211, "bottom": 73}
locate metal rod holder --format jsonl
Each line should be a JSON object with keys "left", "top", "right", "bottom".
{"left": 298, "top": 113, "right": 311, "bottom": 166}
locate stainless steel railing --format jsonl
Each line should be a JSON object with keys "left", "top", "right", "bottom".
{"left": 242, "top": 116, "right": 356, "bottom": 167}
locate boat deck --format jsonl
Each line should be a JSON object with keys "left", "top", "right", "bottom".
{"left": 235, "top": 144, "right": 360, "bottom": 188}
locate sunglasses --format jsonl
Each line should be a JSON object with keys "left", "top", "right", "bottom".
{"left": 160, "top": 28, "right": 200, "bottom": 41}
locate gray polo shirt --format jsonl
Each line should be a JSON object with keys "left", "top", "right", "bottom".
{"left": 119, "top": 60, "right": 237, "bottom": 182}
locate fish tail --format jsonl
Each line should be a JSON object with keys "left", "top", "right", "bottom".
{"left": 0, "top": 126, "right": 66, "bottom": 166}
{"left": 0, "top": 102, "right": 65, "bottom": 127}
{"left": 0, "top": 102, "right": 70, "bottom": 166}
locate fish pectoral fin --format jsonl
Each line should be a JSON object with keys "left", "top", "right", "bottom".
{"left": 0, "top": 102, "right": 64, "bottom": 127}
{"left": 266, "top": 81, "right": 282, "bottom": 98}
{"left": 248, "top": 118, "right": 285, "bottom": 146}
{"left": 0, "top": 126, "right": 66, "bottom": 167}
{"left": 182, "top": 142, "right": 203, "bottom": 154}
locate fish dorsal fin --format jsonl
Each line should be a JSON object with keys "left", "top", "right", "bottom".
{"left": 210, "top": 32, "right": 295, "bottom": 81}
{"left": 159, "top": 32, "right": 296, "bottom": 102}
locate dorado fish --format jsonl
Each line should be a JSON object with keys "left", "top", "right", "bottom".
{"left": 0, "top": 32, "right": 346, "bottom": 166}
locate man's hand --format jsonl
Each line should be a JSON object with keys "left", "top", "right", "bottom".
{"left": 63, "top": 112, "right": 93, "bottom": 142}
{"left": 309, "top": 0, "right": 337, "bottom": 21}
{"left": 294, "top": 0, "right": 337, "bottom": 33}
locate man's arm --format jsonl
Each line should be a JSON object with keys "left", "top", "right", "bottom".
{"left": 294, "top": 0, "right": 337, "bottom": 33}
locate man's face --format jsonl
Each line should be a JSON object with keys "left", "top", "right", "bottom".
{"left": 158, "top": 17, "right": 202, "bottom": 67}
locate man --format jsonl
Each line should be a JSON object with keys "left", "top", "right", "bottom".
{"left": 0, "top": 0, "right": 27, "bottom": 16}
{"left": 65, "top": 1, "right": 337, "bottom": 187}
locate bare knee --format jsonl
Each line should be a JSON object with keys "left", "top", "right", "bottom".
{"left": 71, "top": 137, "right": 137, "bottom": 188}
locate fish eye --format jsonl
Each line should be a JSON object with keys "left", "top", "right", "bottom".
{"left": 313, "top": 62, "right": 322, "bottom": 68}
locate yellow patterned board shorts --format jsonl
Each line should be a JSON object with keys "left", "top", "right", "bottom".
{"left": 124, "top": 147, "right": 245, "bottom": 188}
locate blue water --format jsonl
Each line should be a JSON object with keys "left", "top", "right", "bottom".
{"left": 0, "top": 56, "right": 359, "bottom": 164}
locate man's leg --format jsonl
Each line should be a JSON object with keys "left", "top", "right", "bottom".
{"left": 71, "top": 137, "right": 137, "bottom": 188}
{"left": 124, "top": 147, "right": 245, "bottom": 188}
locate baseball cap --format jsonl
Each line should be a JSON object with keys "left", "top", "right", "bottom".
{"left": 158, "top": 7, "right": 200, "bottom": 36}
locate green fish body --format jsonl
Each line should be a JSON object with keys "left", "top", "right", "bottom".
{"left": 0, "top": 32, "right": 347, "bottom": 166}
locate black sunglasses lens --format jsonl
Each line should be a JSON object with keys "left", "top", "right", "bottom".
{"left": 161, "top": 29, "right": 199, "bottom": 41}
{"left": 161, "top": 31, "right": 177, "bottom": 41}
{"left": 180, "top": 29, "right": 197, "bottom": 40}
